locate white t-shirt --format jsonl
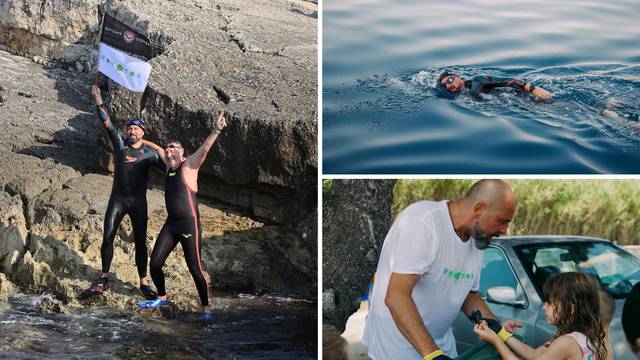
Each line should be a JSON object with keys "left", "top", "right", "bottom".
{"left": 363, "top": 200, "right": 482, "bottom": 359}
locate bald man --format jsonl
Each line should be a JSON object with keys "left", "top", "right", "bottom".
{"left": 363, "top": 180, "right": 522, "bottom": 360}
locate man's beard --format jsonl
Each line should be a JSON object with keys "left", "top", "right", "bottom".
{"left": 471, "top": 221, "right": 492, "bottom": 250}
{"left": 127, "top": 135, "right": 140, "bottom": 145}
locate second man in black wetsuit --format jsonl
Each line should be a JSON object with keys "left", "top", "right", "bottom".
{"left": 435, "top": 69, "right": 552, "bottom": 101}
{"left": 137, "top": 113, "right": 227, "bottom": 315}
{"left": 90, "top": 84, "right": 161, "bottom": 299}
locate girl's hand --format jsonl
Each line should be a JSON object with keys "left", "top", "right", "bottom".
{"left": 473, "top": 321, "right": 501, "bottom": 345}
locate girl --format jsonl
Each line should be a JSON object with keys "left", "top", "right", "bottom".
{"left": 473, "top": 272, "right": 607, "bottom": 360}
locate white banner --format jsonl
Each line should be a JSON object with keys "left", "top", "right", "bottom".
{"left": 97, "top": 43, "right": 151, "bottom": 93}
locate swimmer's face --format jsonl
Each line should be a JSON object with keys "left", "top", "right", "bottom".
{"left": 126, "top": 125, "right": 144, "bottom": 145}
{"left": 165, "top": 141, "right": 184, "bottom": 161}
{"left": 441, "top": 75, "right": 464, "bottom": 93}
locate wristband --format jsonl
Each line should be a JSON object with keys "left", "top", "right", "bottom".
{"left": 423, "top": 349, "right": 445, "bottom": 360}
{"left": 527, "top": 84, "right": 536, "bottom": 92}
{"left": 96, "top": 103, "right": 104, "bottom": 106}
{"left": 498, "top": 327, "right": 513, "bottom": 342}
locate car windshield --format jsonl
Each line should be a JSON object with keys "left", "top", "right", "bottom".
{"left": 514, "top": 240, "right": 640, "bottom": 299}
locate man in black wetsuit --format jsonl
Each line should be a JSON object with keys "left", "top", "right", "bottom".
{"left": 89, "top": 84, "right": 161, "bottom": 299}
{"left": 137, "top": 113, "right": 227, "bottom": 316}
{"left": 435, "top": 69, "right": 552, "bottom": 101}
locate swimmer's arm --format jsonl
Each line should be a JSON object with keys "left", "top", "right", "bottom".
{"left": 489, "top": 76, "right": 552, "bottom": 100}
{"left": 142, "top": 139, "right": 167, "bottom": 165}
{"left": 91, "top": 84, "right": 124, "bottom": 149}
{"left": 385, "top": 273, "right": 441, "bottom": 357}
{"left": 185, "top": 113, "right": 227, "bottom": 170}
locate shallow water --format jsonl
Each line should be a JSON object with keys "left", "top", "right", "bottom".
{"left": 323, "top": 0, "right": 640, "bottom": 174}
{"left": 0, "top": 293, "right": 316, "bottom": 359}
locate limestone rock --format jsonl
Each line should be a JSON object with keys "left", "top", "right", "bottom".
{"left": 38, "top": 294, "right": 70, "bottom": 314}
{"left": 323, "top": 180, "right": 397, "bottom": 331}
{"left": 0, "top": 273, "right": 17, "bottom": 301}
{"left": 0, "top": 0, "right": 101, "bottom": 68}
{"left": 0, "top": 1, "right": 318, "bottom": 226}
{"left": 0, "top": 191, "right": 28, "bottom": 271}
{"left": 102, "top": 0, "right": 317, "bottom": 226}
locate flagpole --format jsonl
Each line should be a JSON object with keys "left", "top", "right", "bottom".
{"left": 95, "top": 10, "right": 107, "bottom": 85}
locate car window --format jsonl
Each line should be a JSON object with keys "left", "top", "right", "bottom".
{"left": 480, "top": 247, "right": 525, "bottom": 305}
{"left": 514, "top": 241, "right": 640, "bottom": 299}
{"left": 533, "top": 248, "right": 576, "bottom": 272}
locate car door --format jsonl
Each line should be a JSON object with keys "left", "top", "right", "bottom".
{"left": 452, "top": 245, "right": 539, "bottom": 354}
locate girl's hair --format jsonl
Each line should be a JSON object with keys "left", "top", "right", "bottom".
{"left": 543, "top": 272, "right": 607, "bottom": 360}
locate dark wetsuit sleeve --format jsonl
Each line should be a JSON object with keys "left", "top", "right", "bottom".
{"left": 479, "top": 76, "right": 528, "bottom": 91}
{"left": 97, "top": 106, "right": 125, "bottom": 151}
{"left": 149, "top": 147, "right": 165, "bottom": 170}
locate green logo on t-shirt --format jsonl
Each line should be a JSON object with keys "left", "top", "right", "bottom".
{"left": 442, "top": 267, "right": 475, "bottom": 282}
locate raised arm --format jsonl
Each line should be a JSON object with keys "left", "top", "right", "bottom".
{"left": 91, "top": 84, "right": 124, "bottom": 149}
{"left": 142, "top": 139, "right": 167, "bottom": 165}
{"left": 185, "top": 112, "right": 228, "bottom": 171}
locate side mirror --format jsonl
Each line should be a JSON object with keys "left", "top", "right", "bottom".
{"left": 486, "top": 286, "right": 527, "bottom": 308}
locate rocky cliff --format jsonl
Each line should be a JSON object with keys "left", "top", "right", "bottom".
{"left": 0, "top": 0, "right": 316, "bottom": 310}
{"left": 0, "top": 0, "right": 317, "bottom": 225}
{"left": 322, "top": 180, "right": 396, "bottom": 332}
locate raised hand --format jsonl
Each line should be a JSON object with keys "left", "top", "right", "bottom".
{"left": 91, "top": 84, "right": 104, "bottom": 105}
{"left": 216, "top": 112, "right": 227, "bottom": 132}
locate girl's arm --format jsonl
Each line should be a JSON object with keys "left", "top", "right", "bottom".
{"left": 528, "top": 335, "right": 578, "bottom": 360}
{"left": 504, "top": 335, "right": 550, "bottom": 360}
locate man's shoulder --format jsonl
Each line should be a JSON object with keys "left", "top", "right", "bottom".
{"left": 400, "top": 200, "right": 446, "bottom": 219}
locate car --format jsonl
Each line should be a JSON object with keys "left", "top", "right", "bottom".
{"left": 451, "top": 235, "right": 640, "bottom": 359}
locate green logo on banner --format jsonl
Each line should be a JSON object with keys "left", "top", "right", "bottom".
{"left": 100, "top": 54, "right": 146, "bottom": 80}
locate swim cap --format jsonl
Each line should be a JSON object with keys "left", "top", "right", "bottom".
{"left": 438, "top": 69, "right": 456, "bottom": 83}
{"left": 127, "top": 118, "right": 145, "bottom": 131}
{"left": 435, "top": 69, "right": 460, "bottom": 99}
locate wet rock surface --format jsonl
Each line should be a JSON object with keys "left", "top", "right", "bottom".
{"left": 322, "top": 180, "right": 396, "bottom": 331}
{"left": 0, "top": 46, "right": 316, "bottom": 312}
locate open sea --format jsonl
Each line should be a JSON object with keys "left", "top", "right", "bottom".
{"left": 323, "top": 0, "right": 640, "bottom": 174}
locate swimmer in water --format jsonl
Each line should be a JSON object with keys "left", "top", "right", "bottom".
{"left": 435, "top": 69, "right": 553, "bottom": 101}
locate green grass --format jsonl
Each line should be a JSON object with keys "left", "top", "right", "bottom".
{"left": 393, "top": 179, "right": 640, "bottom": 245}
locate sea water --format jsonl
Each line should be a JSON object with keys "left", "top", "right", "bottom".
{"left": 0, "top": 293, "right": 316, "bottom": 359}
{"left": 323, "top": 0, "right": 640, "bottom": 173}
